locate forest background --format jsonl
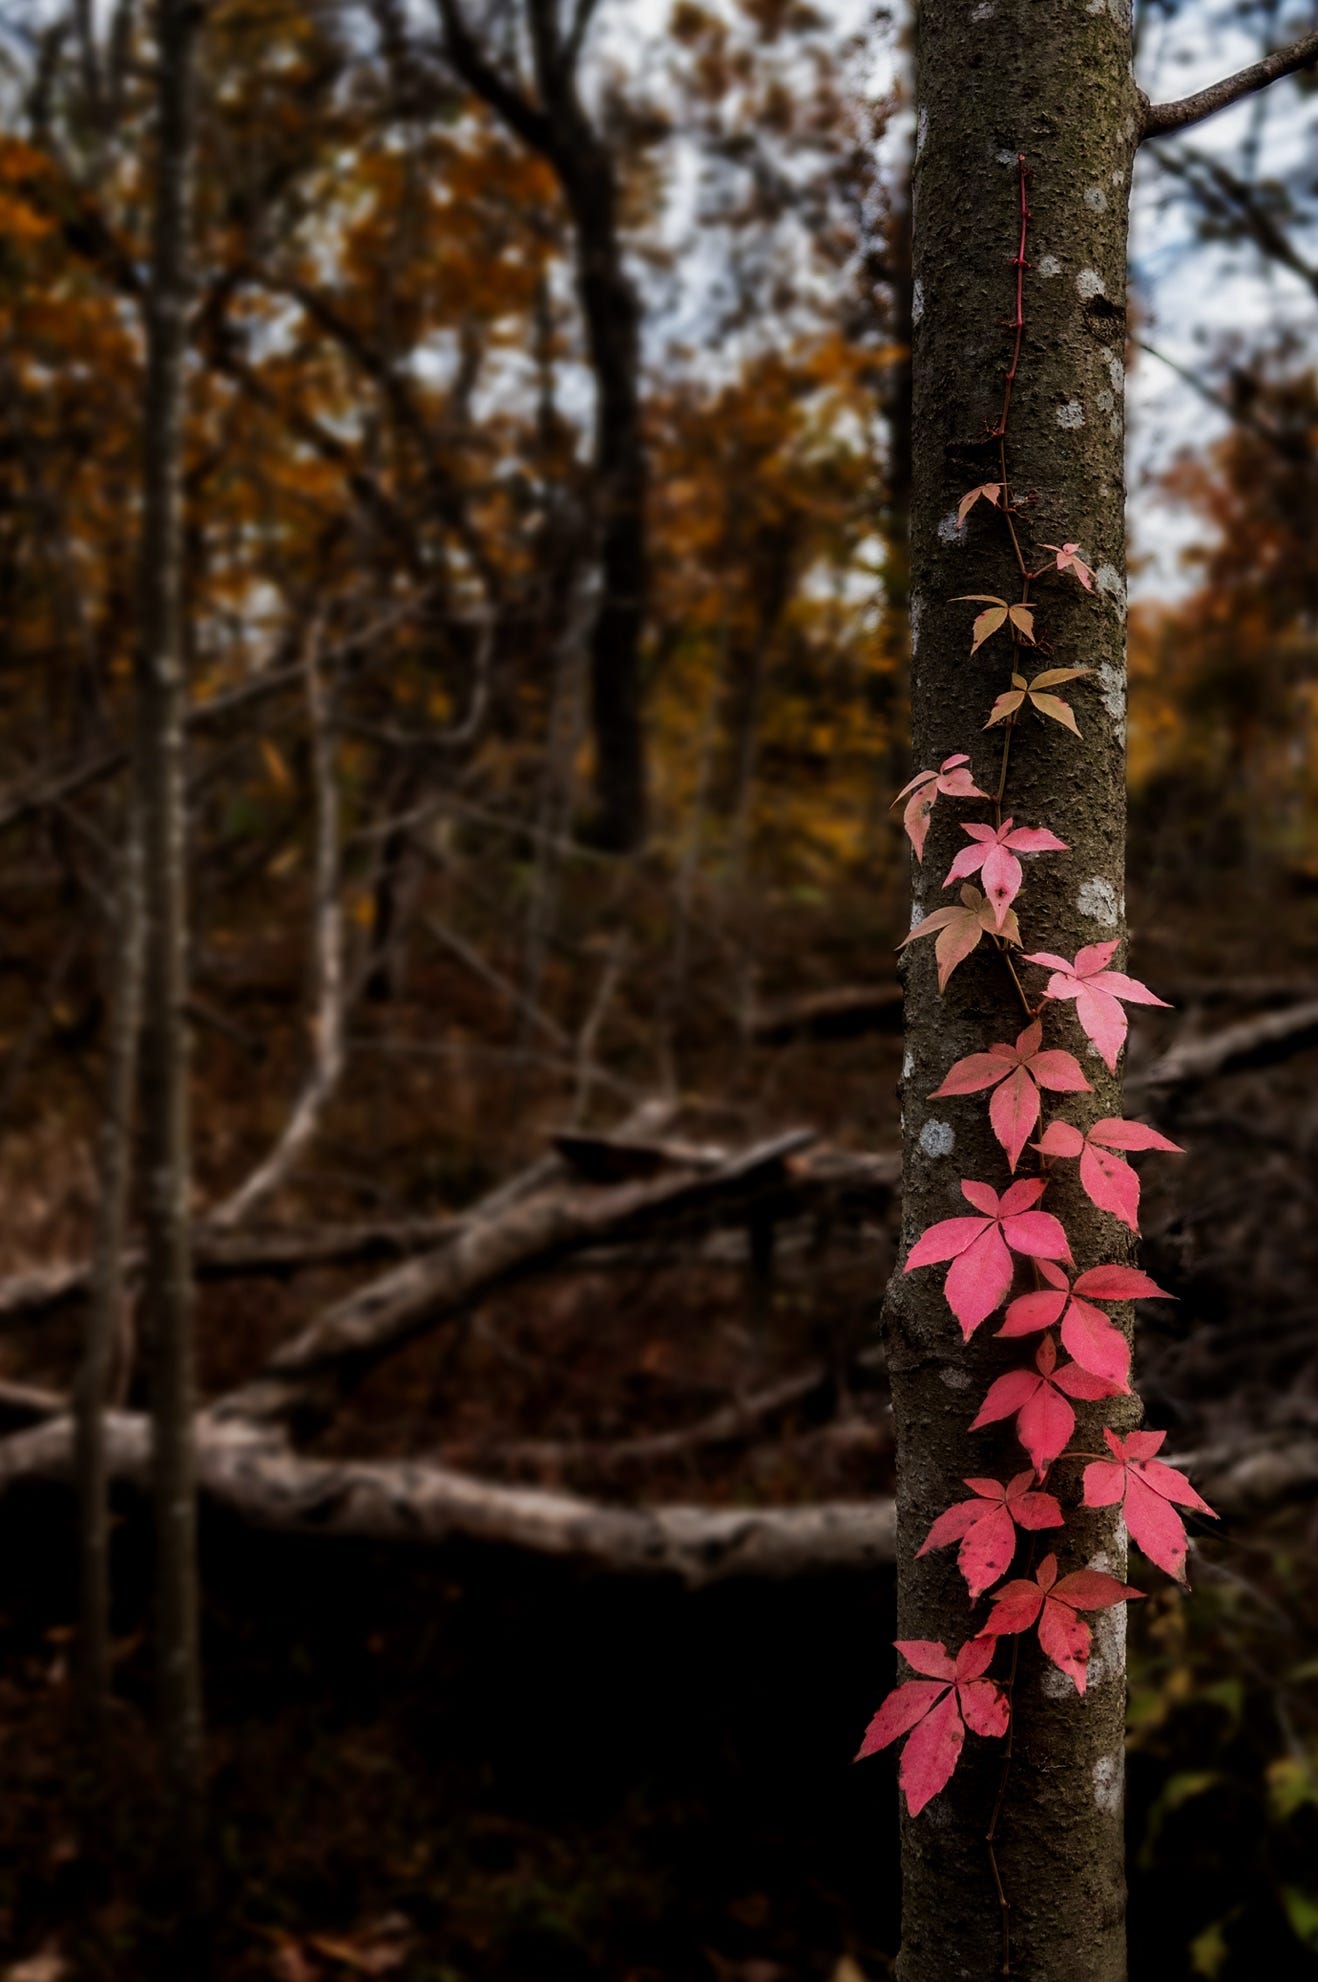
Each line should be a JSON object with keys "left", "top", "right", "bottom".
{"left": 0, "top": 0, "right": 1313, "bottom": 1976}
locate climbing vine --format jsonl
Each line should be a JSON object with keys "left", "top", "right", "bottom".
{"left": 860, "top": 156, "right": 1215, "bottom": 1949}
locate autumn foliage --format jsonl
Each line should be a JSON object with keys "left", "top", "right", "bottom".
{"left": 858, "top": 160, "right": 1215, "bottom": 1824}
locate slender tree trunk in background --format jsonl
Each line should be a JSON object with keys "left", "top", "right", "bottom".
{"left": 563, "top": 146, "right": 648, "bottom": 854}
{"left": 437, "top": 0, "right": 650, "bottom": 853}
{"left": 878, "top": 177, "right": 913, "bottom": 797}
{"left": 884, "top": 3, "right": 1140, "bottom": 1972}
{"left": 75, "top": 800, "right": 145, "bottom": 1749}
{"left": 137, "top": 0, "right": 205, "bottom": 1876}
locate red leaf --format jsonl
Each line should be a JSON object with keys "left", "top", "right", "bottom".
{"left": 1072, "top": 1265, "right": 1171, "bottom": 1302}
{"left": 1082, "top": 1428, "right": 1217, "bottom": 1583}
{"left": 944, "top": 1225, "right": 1015, "bottom": 1337}
{"left": 898, "top": 887, "right": 1019, "bottom": 993}
{"left": 1024, "top": 947, "right": 1171, "bottom": 1073}
{"left": 856, "top": 1679, "right": 949, "bottom": 1756}
{"left": 932, "top": 1025, "right": 1089, "bottom": 1171}
{"left": 905, "top": 1180, "right": 1072, "bottom": 1337}
{"left": 943, "top": 820, "right": 1069, "bottom": 931}
{"left": 893, "top": 1639, "right": 957, "bottom": 1680}
{"left": 1038, "top": 1115, "right": 1183, "bottom": 1231}
{"left": 893, "top": 755, "right": 990, "bottom": 860}
{"left": 900, "top": 1690, "right": 966, "bottom": 1816}
{"left": 999, "top": 1207, "right": 1072, "bottom": 1261}
{"left": 1059, "top": 1295, "right": 1131, "bottom": 1388}
{"left": 980, "top": 1577, "right": 1045, "bottom": 1636}
{"left": 989, "top": 1067, "right": 1040, "bottom": 1173}
{"left": 916, "top": 1474, "right": 1061, "bottom": 1598}
{"left": 855, "top": 1639, "right": 1008, "bottom": 1817}
{"left": 981, "top": 1554, "right": 1140, "bottom": 1692}
{"left": 1043, "top": 541, "right": 1096, "bottom": 590}
{"left": 972, "top": 1337, "right": 1120, "bottom": 1474}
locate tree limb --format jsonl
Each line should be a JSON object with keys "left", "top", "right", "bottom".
{"left": 1131, "top": 997, "right": 1318, "bottom": 1093}
{"left": 209, "top": 625, "right": 347, "bottom": 1227}
{"left": 1141, "top": 29, "right": 1318, "bottom": 139}
{"left": 0, "top": 1411, "right": 897, "bottom": 1582}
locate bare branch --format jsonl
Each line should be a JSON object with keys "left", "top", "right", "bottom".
{"left": 1141, "top": 28, "right": 1318, "bottom": 139}
{"left": 434, "top": 0, "right": 555, "bottom": 155}
{"left": 209, "top": 621, "right": 346, "bottom": 1227}
{"left": 1151, "top": 143, "right": 1318, "bottom": 299}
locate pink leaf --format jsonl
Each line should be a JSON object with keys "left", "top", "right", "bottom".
{"left": 945, "top": 1224, "right": 1016, "bottom": 1338}
{"left": 1028, "top": 1050, "right": 1090, "bottom": 1093}
{"left": 1016, "top": 1380, "right": 1077, "bottom": 1474}
{"left": 972, "top": 1368, "right": 1044, "bottom": 1429}
{"left": 955, "top": 1635, "right": 998, "bottom": 1684}
{"left": 916, "top": 1501, "right": 982, "bottom": 1555}
{"left": 1082, "top": 1429, "right": 1217, "bottom": 1583}
{"left": 856, "top": 1679, "right": 949, "bottom": 1756}
{"left": 999, "top": 1178, "right": 1046, "bottom": 1215}
{"left": 1074, "top": 983, "right": 1130, "bottom": 1073}
{"left": 1037, "top": 1597, "right": 1093, "bottom": 1691}
{"left": 998, "top": 1289, "right": 1068, "bottom": 1335}
{"left": 1008, "top": 1473, "right": 1064, "bottom": 1530}
{"left": 956, "top": 1505, "right": 1019, "bottom": 1598}
{"left": 958, "top": 1675, "right": 1010, "bottom": 1740}
{"left": 999, "top": 1207, "right": 1073, "bottom": 1261}
{"left": 905, "top": 1215, "right": 993, "bottom": 1271}
{"left": 1059, "top": 1295, "right": 1131, "bottom": 1388}
{"left": 1002, "top": 826, "right": 1069, "bottom": 855}
{"left": 1025, "top": 947, "right": 1173, "bottom": 1072}
{"left": 1072, "top": 1265, "right": 1170, "bottom": 1302}
{"left": 894, "top": 1639, "right": 958, "bottom": 1680}
{"left": 1100, "top": 971, "right": 1170, "bottom": 1008}
{"left": 900, "top": 1690, "right": 966, "bottom": 1816}
{"left": 1035, "top": 1120, "right": 1085, "bottom": 1159}
{"left": 1124, "top": 1477, "right": 1198, "bottom": 1581}
{"left": 990, "top": 1066, "right": 1040, "bottom": 1172}
{"left": 1088, "top": 1118, "right": 1184, "bottom": 1155}
{"left": 930, "top": 1052, "right": 1015, "bottom": 1097}
{"left": 1051, "top": 1360, "right": 1118, "bottom": 1402}
{"left": 981, "top": 1577, "right": 1045, "bottom": 1637}
{"left": 980, "top": 843, "right": 1024, "bottom": 928}
{"left": 1078, "top": 1141, "right": 1142, "bottom": 1231}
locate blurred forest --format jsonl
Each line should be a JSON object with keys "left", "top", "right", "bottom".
{"left": 0, "top": 0, "right": 1312, "bottom": 1976}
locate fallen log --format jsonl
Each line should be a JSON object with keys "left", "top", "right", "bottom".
{"left": 1133, "top": 997, "right": 1318, "bottom": 1093}
{"left": 478, "top": 1345, "right": 887, "bottom": 1480}
{"left": 214, "top": 1128, "right": 841, "bottom": 1426}
{"left": 748, "top": 983, "right": 904, "bottom": 1045}
{"left": 1172, "top": 1429, "right": 1318, "bottom": 1521}
{"left": 0, "top": 1413, "right": 897, "bottom": 1583}
{"left": 0, "top": 1216, "right": 470, "bottom": 1325}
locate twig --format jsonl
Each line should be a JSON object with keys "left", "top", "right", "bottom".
{"left": 1140, "top": 29, "right": 1318, "bottom": 138}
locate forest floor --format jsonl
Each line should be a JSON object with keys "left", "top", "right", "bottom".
{"left": 0, "top": 854, "right": 1315, "bottom": 1979}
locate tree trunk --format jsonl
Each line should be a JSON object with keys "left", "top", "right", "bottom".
{"left": 137, "top": 0, "right": 205, "bottom": 1874}
{"left": 435, "top": 0, "right": 650, "bottom": 853}
{"left": 884, "top": 6, "right": 1140, "bottom": 1975}
{"left": 559, "top": 138, "right": 649, "bottom": 854}
{"left": 75, "top": 798, "right": 145, "bottom": 1747}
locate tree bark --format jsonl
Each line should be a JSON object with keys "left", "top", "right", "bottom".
{"left": 136, "top": 0, "right": 205, "bottom": 1874}
{"left": 75, "top": 798, "right": 144, "bottom": 1745}
{"left": 885, "top": 7, "right": 1141, "bottom": 1975}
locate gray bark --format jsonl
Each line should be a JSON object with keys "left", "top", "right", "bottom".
{"left": 136, "top": 0, "right": 204, "bottom": 1870}
{"left": 886, "top": 5, "right": 1142, "bottom": 1974}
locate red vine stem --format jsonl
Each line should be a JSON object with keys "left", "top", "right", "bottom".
{"left": 992, "top": 156, "right": 1030, "bottom": 444}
